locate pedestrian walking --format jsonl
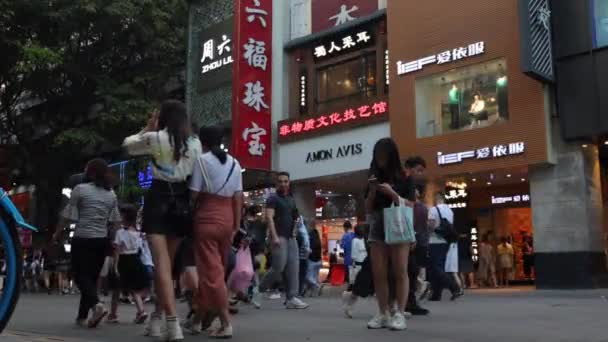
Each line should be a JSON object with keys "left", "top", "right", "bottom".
{"left": 477, "top": 234, "right": 498, "bottom": 288}
{"left": 365, "top": 138, "right": 413, "bottom": 331}
{"left": 296, "top": 214, "right": 311, "bottom": 297}
{"left": 123, "top": 100, "right": 202, "bottom": 340}
{"left": 189, "top": 126, "right": 243, "bottom": 339}
{"left": 340, "top": 221, "right": 355, "bottom": 287}
{"left": 56, "top": 158, "right": 121, "bottom": 328}
{"left": 107, "top": 204, "right": 150, "bottom": 325}
{"left": 427, "top": 192, "right": 461, "bottom": 301}
{"left": 259, "top": 172, "right": 309, "bottom": 310}
{"left": 403, "top": 157, "right": 430, "bottom": 316}
{"left": 497, "top": 237, "right": 514, "bottom": 287}
{"left": 302, "top": 221, "right": 323, "bottom": 297}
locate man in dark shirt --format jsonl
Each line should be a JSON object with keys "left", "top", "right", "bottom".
{"left": 259, "top": 172, "right": 309, "bottom": 310}
{"left": 404, "top": 156, "right": 430, "bottom": 316}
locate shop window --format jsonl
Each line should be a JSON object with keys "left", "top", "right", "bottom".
{"left": 315, "top": 53, "right": 377, "bottom": 113}
{"left": 415, "top": 58, "right": 509, "bottom": 138}
{"left": 594, "top": 0, "right": 608, "bottom": 48}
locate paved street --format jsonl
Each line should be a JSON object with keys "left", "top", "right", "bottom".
{"left": 3, "top": 287, "right": 608, "bottom": 342}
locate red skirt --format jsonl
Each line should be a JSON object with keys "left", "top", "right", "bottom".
{"left": 192, "top": 193, "right": 234, "bottom": 312}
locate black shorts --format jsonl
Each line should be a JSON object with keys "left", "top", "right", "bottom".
{"left": 143, "top": 180, "right": 190, "bottom": 237}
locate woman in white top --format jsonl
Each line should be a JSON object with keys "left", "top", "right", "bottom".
{"left": 350, "top": 225, "right": 368, "bottom": 286}
{"left": 123, "top": 100, "right": 202, "bottom": 340}
{"left": 189, "top": 126, "right": 243, "bottom": 339}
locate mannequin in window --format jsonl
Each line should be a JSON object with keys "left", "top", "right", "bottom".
{"left": 448, "top": 84, "right": 461, "bottom": 129}
{"left": 496, "top": 76, "right": 508, "bottom": 121}
{"left": 468, "top": 93, "right": 488, "bottom": 128}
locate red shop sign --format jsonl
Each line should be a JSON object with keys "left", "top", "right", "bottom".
{"left": 278, "top": 100, "right": 388, "bottom": 141}
{"left": 232, "top": 0, "right": 273, "bottom": 170}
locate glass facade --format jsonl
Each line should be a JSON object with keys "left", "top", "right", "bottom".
{"left": 594, "top": 0, "right": 608, "bottom": 48}
{"left": 315, "top": 53, "right": 377, "bottom": 113}
{"left": 415, "top": 58, "right": 509, "bottom": 138}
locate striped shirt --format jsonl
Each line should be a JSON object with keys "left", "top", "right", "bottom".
{"left": 62, "top": 183, "right": 121, "bottom": 239}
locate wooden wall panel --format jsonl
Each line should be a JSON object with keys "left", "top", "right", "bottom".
{"left": 387, "top": 0, "right": 549, "bottom": 177}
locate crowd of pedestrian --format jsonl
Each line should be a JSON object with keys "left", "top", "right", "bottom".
{"left": 47, "top": 99, "right": 529, "bottom": 340}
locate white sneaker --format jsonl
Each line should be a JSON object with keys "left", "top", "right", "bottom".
{"left": 388, "top": 312, "right": 407, "bottom": 331}
{"left": 164, "top": 319, "right": 184, "bottom": 341}
{"left": 209, "top": 325, "right": 233, "bottom": 339}
{"left": 367, "top": 313, "right": 389, "bottom": 329}
{"left": 266, "top": 291, "right": 281, "bottom": 300}
{"left": 87, "top": 303, "right": 108, "bottom": 328}
{"left": 144, "top": 314, "right": 163, "bottom": 337}
{"left": 285, "top": 297, "right": 309, "bottom": 310}
{"left": 342, "top": 291, "right": 357, "bottom": 318}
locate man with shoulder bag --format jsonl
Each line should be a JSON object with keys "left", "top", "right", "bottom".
{"left": 426, "top": 192, "right": 461, "bottom": 302}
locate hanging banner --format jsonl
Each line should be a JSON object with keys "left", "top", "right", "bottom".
{"left": 232, "top": 0, "right": 273, "bottom": 170}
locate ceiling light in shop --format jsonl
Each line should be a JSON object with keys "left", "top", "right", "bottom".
{"left": 486, "top": 182, "right": 492, "bottom": 186}
{"left": 521, "top": 178, "right": 526, "bottom": 182}
{"left": 582, "top": 144, "right": 588, "bottom": 148}
{"left": 472, "top": 178, "right": 477, "bottom": 182}
{"left": 604, "top": 141, "right": 608, "bottom": 145}
{"left": 506, "top": 174, "right": 512, "bottom": 178}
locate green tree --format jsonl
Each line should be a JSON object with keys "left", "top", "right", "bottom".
{"left": 0, "top": 0, "right": 189, "bottom": 233}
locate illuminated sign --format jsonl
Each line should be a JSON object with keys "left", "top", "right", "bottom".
{"left": 396, "top": 41, "right": 485, "bottom": 76}
{"left": 471, "top": 227, "right": 479, "bottom": 262}
{"left": 196, "top": 18, "right": 234, "bottom": 93}
{"left": 278, "top": 100, "right": 388, "bottom": 139}
{"left": 491, "top": 194, "right": 530, "bottom": 205}
{"left": 437, "top": 142, "right": 525, "bottom": 166}
{"left": 313, "top": 30, "right": 372, "bottom": 59}
{"left": 138, "top": 165, "right": 153, "bottom": 189}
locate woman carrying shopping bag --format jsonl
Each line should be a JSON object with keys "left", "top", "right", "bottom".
{"left": 365, "top": 138, "right": 416, "bottom": 331}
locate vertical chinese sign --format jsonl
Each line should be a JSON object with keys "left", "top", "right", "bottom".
{"left": 232, "top": 0, "right": 272, "bottom": 170}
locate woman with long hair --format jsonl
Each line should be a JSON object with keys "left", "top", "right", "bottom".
{"left": 55, "top": 158, "right": 121, "bottom": 328}
{"left": 123, "top": 100, "right": 202, "bottom": 340}
{"left": 365, "top": 138, "right": 412, "bottom": 331}
{"left": 189, "top": 126, "right": 243, "bottom": 339}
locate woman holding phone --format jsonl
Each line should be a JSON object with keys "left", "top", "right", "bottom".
{"left": 365, "top": 138, "right": 413, "bottom": 331}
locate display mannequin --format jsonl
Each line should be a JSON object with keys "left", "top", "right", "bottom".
{"left": 468, "top": 94, "right": 487, "bottom": 128}
{"left": 448, "top": 84, "right": 461, "bottom": 129}
{"left": 496, "top": 76, "right": 508, "bottom": 120}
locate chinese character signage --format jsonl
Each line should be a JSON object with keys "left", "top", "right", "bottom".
{"left": 277, "top": 100, "right": 388, "bottom": 142}
{"left": 197, "top": 18, "right": 234, "bottom": 93}
{"left": 396, "top": 41, "right": 485, "bottom": 76}
{"left": 311, "top": 0, "right": 379, "bottom": 33}
{"left": 437, "top": 142, "right": 525, "bottom": 166}
{"left": 232, "top": 0, "right": 272, "bottom": 170}
{"left": 444, "top": 183, "right": 468, "bottom": 209}
{"left": 313, "top": 30, "right": 373, "bottom": 60}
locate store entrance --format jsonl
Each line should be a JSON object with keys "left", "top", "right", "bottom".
{"left": 443, "top": 167, "right": 535, "bottom": 288}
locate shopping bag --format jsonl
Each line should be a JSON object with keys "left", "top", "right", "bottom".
{"left": 227, "top": 247, "right": 254, "bottom": 293}
{"left": 445, "top": 243, "right": 459, "bottom": 273}
{"left": 383, "top": 198, "right": 416, "bottom": 245}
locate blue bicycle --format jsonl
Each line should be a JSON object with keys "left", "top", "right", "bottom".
{"left": 0, "top": 188, "right": 37, "bottom": 333}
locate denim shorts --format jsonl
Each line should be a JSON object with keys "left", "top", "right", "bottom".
{"left": 367, "top": 211, "right": 385, "bottom": 242}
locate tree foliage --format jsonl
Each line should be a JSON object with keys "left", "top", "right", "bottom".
{"left": 0, "top": 0, "right": 189, "bottom": 230}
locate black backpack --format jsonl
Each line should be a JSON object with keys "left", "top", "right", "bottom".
{"left": 434, "top": 206, "right": 458, "bottom": 243}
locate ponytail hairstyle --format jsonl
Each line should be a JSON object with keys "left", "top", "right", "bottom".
{"left": 157, "top": 100, "right": 189, "bottom": 162}
{"left": 84, "top": 158, "right": 114, "bottom": 190}
{"left": 199, "top": 126, "right": 227, "bottom": 164}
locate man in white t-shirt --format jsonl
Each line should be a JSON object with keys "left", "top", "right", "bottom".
{"left": 426, "top": 192, "right": 460, "bottom": 301}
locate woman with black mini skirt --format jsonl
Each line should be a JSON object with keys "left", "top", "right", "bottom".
{"left": 123, "top": 100, "right": 202, "bottom": 341}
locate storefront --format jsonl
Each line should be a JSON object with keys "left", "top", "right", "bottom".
{"left": 385, "top": 0, "right": 601, "bottom": 288}
{"left": 277, "top": 4, "right": 388, "bottom": 264}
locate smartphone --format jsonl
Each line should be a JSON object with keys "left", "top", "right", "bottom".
{"left": 368, "top": 176, "right": 378, "bottom": 184}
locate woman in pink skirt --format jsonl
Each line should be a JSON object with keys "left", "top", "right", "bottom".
{"left": 189, "top": 126, "right": 243, "bottom": 339}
